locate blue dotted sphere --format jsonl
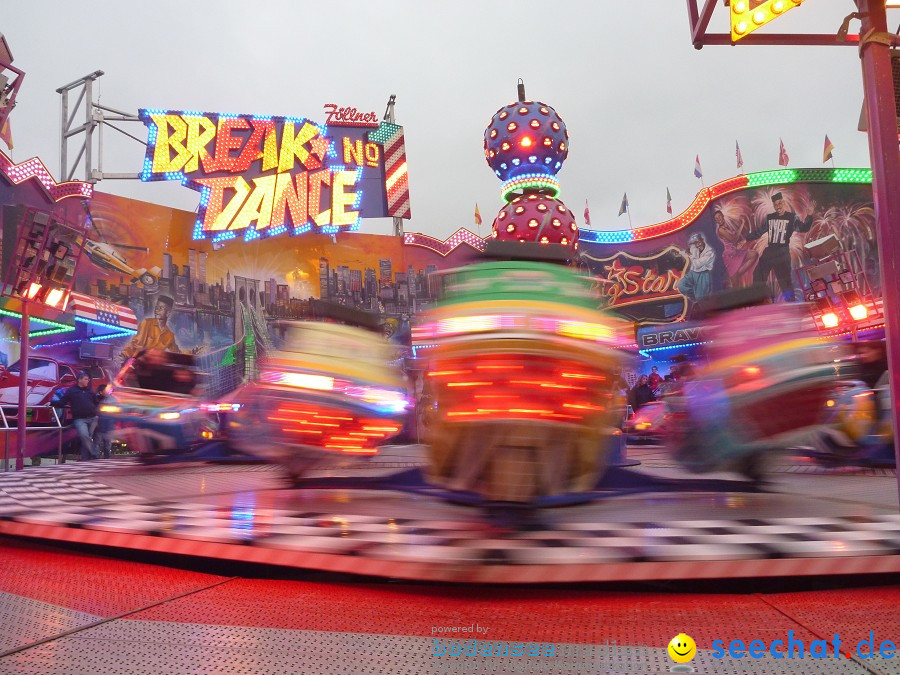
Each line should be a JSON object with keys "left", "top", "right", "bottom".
{"left": 484, "top": 101, "right": 569, "bottom": 183}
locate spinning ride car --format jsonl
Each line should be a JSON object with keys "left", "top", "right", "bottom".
{"left": 227, "top": 313, "right": 409, "bottom": 481}
{"left": 666, "top": 287, "right": 846, "bottom": 481}
{"left": 624, "top": 400, "right": 673, "bottom": 442}
{"left": 810, "top": 372, "right": 895, "bottom": 467}
{"left": 100, "top": 349, "right": 220, "bottom": 462}
{"left": 416, "top": 243, "right": 628, "bottom": 503}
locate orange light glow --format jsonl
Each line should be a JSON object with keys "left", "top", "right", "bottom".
{"left": 446, "top": 381, "right": 492, "bottom": 387}
{"left": 849, "top": 304, "right": 868, "bottom": 321}
{"left": 520, "top": 137, "right": 532, "bottom": 147}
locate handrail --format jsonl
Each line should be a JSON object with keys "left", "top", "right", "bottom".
{"left": 1, "top": 404, "right": 72, "bottom": 472}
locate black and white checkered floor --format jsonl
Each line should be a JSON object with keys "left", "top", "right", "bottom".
{"left": 0, "top": 456, "right": 898, "bottom": 583}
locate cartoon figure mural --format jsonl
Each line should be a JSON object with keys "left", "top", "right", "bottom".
{"left": 578, "top": 180, "right": 877, "bottom": 324}
{"left": 121, "top": 295, "right": 179, "bottom": 359}
{"left": 748, "top": 190, "right": 818, "bottom": 301}
{"left": 676, "top": 232, "right": 717, "bottom": 303}
{"left": 713, "top": 203, "right": 758, "bottom": 289}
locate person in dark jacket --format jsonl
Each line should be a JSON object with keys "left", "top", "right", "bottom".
{"left": 52, "top": 371, "right": 102, "bottom": 460}
{"left": 629, "top": 374, "right": 656, "bottom": 411}
{"left": 856, "top": 340, "right": 888, "bottom": 390}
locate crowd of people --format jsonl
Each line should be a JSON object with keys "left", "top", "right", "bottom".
{"left": 621, "top": 359, "right": 697, "bottom": 413}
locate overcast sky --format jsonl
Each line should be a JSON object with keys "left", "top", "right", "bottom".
{"left": 2, "top": 1, "right": 883, "bottom": 240}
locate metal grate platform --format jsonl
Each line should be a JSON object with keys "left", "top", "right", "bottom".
{"left": 0, "top": 451, "right": 897, "bottom": 584}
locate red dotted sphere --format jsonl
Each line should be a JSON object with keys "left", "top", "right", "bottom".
{"left": 491, "top": 194, "right": 579, "bottom": 252}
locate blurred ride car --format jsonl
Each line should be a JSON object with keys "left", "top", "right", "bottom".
{"left": 99, "top": 349, "right": 224, "bottom": 463}
{"left": 226, "top": 318, "right": 410, "bottom": 481}
{"left": 623, "top": 400, "right": 673, "bottom": 443}
{"left": 666, "top": 286, "right": 848, "bottom": 483}
{"left": 416, "top": 242, "right": 630, "bottom": 503}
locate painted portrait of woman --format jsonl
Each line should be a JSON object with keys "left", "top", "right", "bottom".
{"left": 713, "top": 200, "right": 759, "bottom": 289}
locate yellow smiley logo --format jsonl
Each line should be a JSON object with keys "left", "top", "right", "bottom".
{"left": 667, "top": 633, "right": 697, "bottom": 663}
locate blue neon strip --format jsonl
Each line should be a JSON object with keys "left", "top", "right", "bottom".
{"left": 74, "top": 316, "right": 137, "bottom": 335}
{"left": 640, "top": 341, "right": 707, "bottom": 353}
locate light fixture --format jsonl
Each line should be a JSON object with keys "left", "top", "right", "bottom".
{"left": 849, "top": 304, "right": 868, "bottom": 321}
{"left": 822, "top": 312, "right": 840, "bottom": 328}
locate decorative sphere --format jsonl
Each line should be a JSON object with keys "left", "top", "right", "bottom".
{"left": 484, "top": 101, "right": 569, "bottom": 182}
{"left": 491, "top": 194, "right": 579, "bottom": 252}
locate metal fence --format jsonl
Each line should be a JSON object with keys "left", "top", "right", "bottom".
{"left": 0, "top": 405, "right": 69, "bottom": 471}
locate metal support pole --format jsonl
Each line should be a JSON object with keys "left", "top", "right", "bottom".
{"left": 1, "top": 408, "right": 8, "bottom": 472}
{"left": 16, "top": 305, "right": 28, "bottom": 471}
{"left": 53, "top": 407, "right": 63, "bottom": 464}
{"left": 59, "top": 88, "right": 68, "bottom": 183}
{"left": 84, "top": 78, "right": 93, "bottom": 183}
{"left": 857, "top": 0, "right": 900, "bottom": 506}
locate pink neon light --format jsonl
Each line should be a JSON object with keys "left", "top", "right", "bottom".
{"left": 403, "top": 228, "right": 487, "bottom": 256}
{"left": 0, "top": 149, "right": 93, "bottom": 202}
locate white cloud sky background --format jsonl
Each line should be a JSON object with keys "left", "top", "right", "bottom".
{"left": 2, "top": 1, "right": 883, "bottom": 240}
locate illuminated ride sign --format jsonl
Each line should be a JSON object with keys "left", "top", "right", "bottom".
{"left": 139, "top": 106, "right": 410, "bottom": 243}
{"left": 581, "top": 247, "right": 689, "bottom": 324}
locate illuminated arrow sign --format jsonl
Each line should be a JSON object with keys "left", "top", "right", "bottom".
{"left": 731, "top": 0, "right": 806, "bottom": 42}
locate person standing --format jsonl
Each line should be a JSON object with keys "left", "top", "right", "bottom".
{"left": 647, "top": 366, "right": 663, "bottom": 393}
{"left": 629, "top": 375, "right": 656, "bottom": 411}
{"left": 750, "top": 192, "right": 816, "bottom": 301}
{"left": 51, "top": 372, "right": 103, "bottom": 461}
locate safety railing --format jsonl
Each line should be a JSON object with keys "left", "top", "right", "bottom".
{"left": 0, "top": 405, "right": 70, "bottom": 471}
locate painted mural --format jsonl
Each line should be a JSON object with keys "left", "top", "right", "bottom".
{"left": 578, "top": 182, "right": 877, "bottom": 324}
{"left": 0, "top": 190, "right": 478, "bottom": 377}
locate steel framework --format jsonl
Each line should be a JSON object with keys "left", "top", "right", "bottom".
{"left": 57, "top": 71, "right": 144, "bottom": 184}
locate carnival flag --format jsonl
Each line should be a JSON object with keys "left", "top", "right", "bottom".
{"left": 823, "top": 135, "right": 835, "bottom": 163}
{"left": 474, "top": 203, "right": 482, "bottom": 227}
{"left": 736, "top": 140, "right": 744, "bottom": 170}
{"left": 584, "top": 199, "right": 591, "bottom": 227}
{"left": 0, "top": 118, "right": 12, "bottom": 152}
{"left": 666, "top": 187, "right": 673, "bottom": 215}
{"left": 693, "top": 155, "right": 703, "bottom": 179}
{"left": 778, "top": 138, "right": 790, "bottom": 167}
{"left": 618, "top": 193, "right": 629, "bottom": 216}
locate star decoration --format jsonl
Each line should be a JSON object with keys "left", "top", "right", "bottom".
{"left": 309, "top": 134, "right": 331, "bottom": 162}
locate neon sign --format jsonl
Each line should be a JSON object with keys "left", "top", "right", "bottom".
{"left": 581, "top": 247, "right": 689, "bottom": 324}
{"left": 139, "top": 109, "right": 410, "bottom": 242}
{"left": 323, "top": 104, "right": 379, "bottom": 128}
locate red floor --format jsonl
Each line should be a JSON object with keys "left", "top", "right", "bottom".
{"left": 2, "top": 536, "right": 897, "bottom": 654}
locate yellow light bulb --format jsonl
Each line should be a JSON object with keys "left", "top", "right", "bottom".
{"left": 752, "top": 10, "right": 766, "bottom": 24}
{"left": 772, "top": 1, "right": 785, "bottom": 13}
{"left": 521, "top": 137, "right": 532, "bottom": 147}
{"left": 733, "top": 0, "right": 747, "bottom": 12}
{"left": 735, "top": 20, "right": 748, "bottom": 34}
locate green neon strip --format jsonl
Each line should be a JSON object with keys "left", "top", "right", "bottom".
{"left": 746, "top": 169, "right": 798, "bottom": 186}
{"left": 746, "top": 168, "right": 873, "bottom": 187}
{"left": 29, "top": 326, "right": 76, "bottom": 338}
{"left": 832, "top": 168, "right": 873, "bottom": 183}
{"left": 0, "top": 308, "right": 74, "bottom": 331}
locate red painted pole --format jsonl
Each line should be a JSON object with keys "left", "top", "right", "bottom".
{"left": 857, "top": 0, "right": 900, "bottom": 507}
{"left": 16, "top": 304, "right": 28, "bottom": 471}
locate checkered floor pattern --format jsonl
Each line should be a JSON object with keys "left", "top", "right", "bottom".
{"left": 0, "top": 458, "right": 899, "bottom": 583}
